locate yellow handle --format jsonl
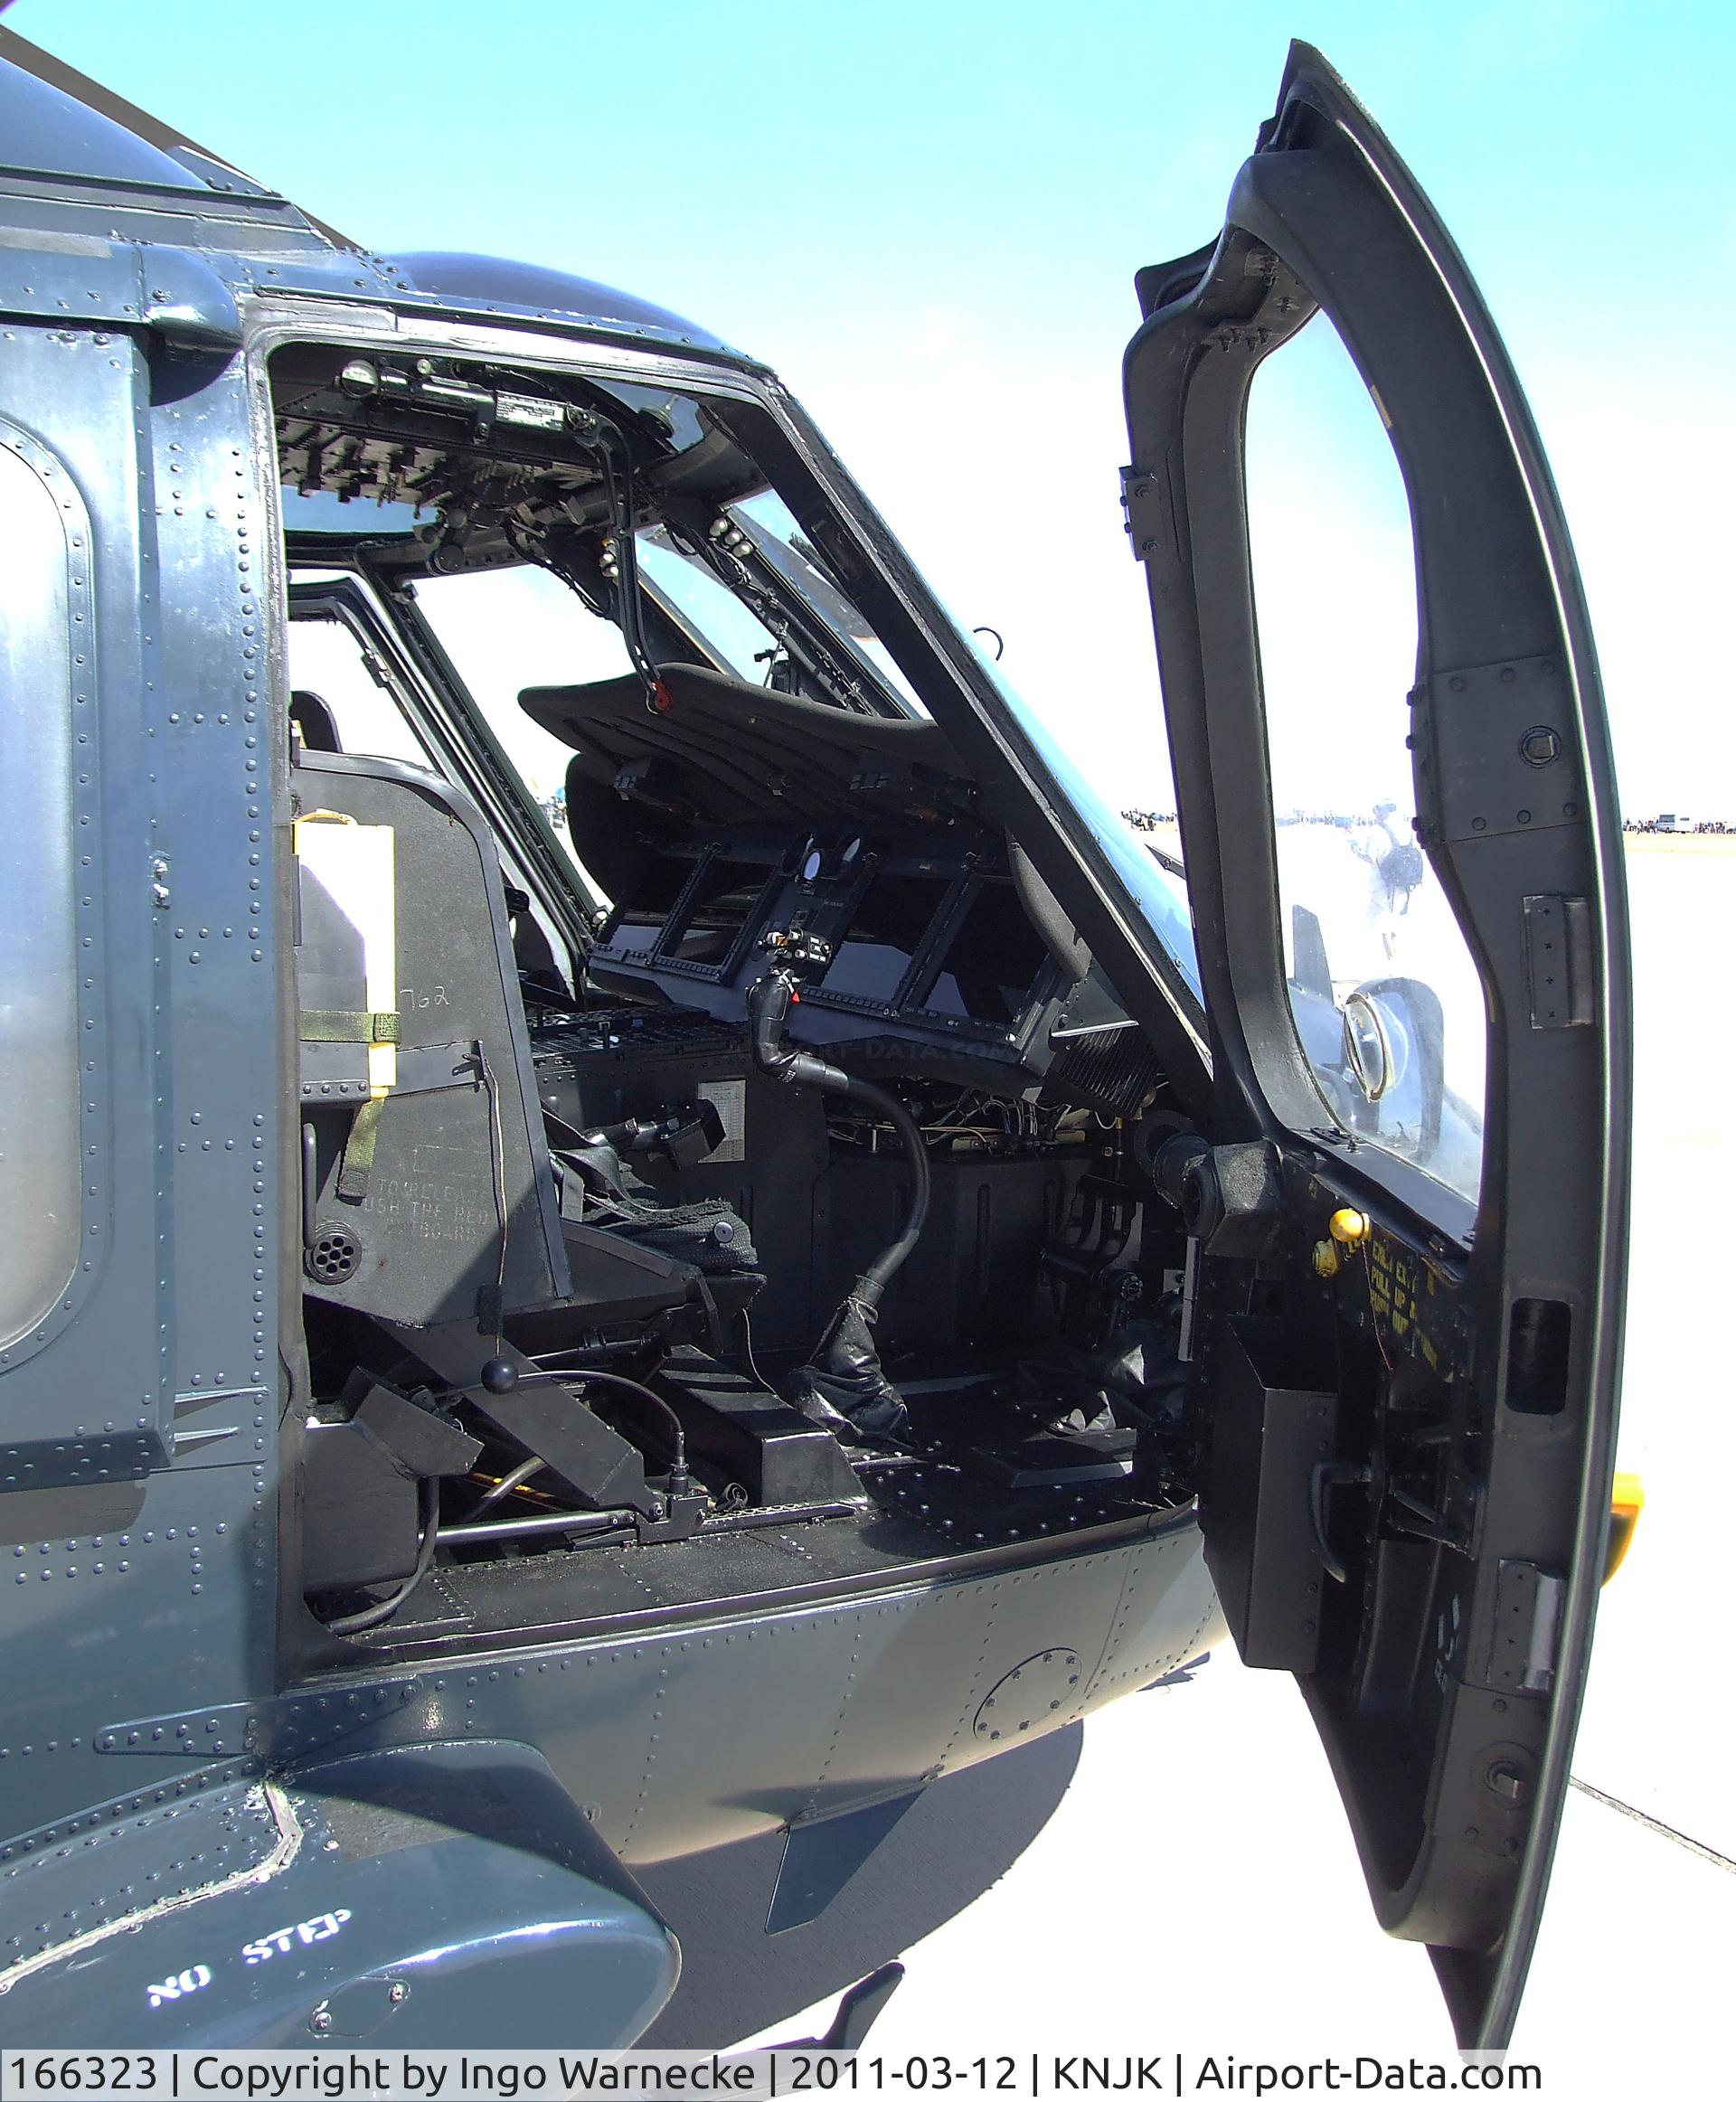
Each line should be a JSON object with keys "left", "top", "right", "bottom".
{"left": 1604, "top": 1471, "right": 1645, "bottom": 1583}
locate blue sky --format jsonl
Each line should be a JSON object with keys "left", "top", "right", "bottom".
{"left": 12, "top": 0, "right": 1733, "bottom": 815}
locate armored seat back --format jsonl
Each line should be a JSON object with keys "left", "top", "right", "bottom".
{"left": 294, "top": 748, "right": 570, "bottom": 1329}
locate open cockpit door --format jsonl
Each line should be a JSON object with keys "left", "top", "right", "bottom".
{"left": 1123, "top": 44, "right": 1629, "bottom": 2043}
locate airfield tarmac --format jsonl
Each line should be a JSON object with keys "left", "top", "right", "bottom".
{"left": 722, "top": 836, "right": 1730, "bottom": 2092}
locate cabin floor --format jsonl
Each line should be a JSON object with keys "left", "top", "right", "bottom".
{"left": 338, "top": 1361, "right": 1194, "bottom": 1664}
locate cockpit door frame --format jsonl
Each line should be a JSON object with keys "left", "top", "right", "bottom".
{"left": 1122, "top": 42, "right": 1629, "bottom": 2044}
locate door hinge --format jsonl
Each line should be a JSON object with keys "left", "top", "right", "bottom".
{"left": 1487, "top": 1559, "right": 1565, "bottom": 1693}
{"left": 1523, "top": 895, "right": 1595, "bottom": 1029}
{"left": 1119, "top": 464, "right": 1172, "bottom": 563}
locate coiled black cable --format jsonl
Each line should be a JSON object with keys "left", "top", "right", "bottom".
{"left": 831, "top": 1076, "right": 930, "bottom": 1303}
{"left": 746, "top": 972, "right": 930, "bottom": 1306}
{"left": 322, "top": 1474, "right": 441, "bottom": 1637}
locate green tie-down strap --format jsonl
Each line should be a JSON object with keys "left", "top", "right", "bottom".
{"left": 299, "top": 1008, "right": 401, "bottom": 1045}
{"left": 336, "top": 1094, "right": 387, "bottom": 1202}
{"left": 302, "top": 1010, "right": 398, "bottom": 1202}
{"left": 328, "top": 1042, "right": 484, "bottom": 1204}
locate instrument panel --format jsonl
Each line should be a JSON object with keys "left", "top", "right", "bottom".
{"left": 524, "top": 666, "right": 1159, "bottom": 1113}
{"left": 588, "top": 828, "right": 1054, "bottom": 1042}
{"left": 587, "top": 828, "right": 1066, "bottom": 1075}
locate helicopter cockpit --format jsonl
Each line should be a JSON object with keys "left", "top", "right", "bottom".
{"left": 0, "top": 33, "right": 1633, "bottom": 2044}
{"left": 273, "top": 335, "right": 1203, "bottom": 1655}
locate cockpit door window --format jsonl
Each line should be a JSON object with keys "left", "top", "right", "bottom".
{"left": 1244, "top": 315, "right": 1487, "bottom": 1205}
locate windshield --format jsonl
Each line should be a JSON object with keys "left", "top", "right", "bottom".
{"left": 642, "top": 466, "right": 1202, "bottom": 995}
{"left": 271, "top": 335, "right": 1204, "bottom": 1006}
{"left": 970, "top": 649, "right": 1203, "bottom": 1006}
{"left": 633, "top": 494, "right": 925, "bottom": 718}
{"left": 731, "top": 491, "right": 929, "bottom": 715}
{"left": 636, "top": 524, "right": 780, "bottom": 686}
{"left": 629, "top": 404, "right": 1200, "bottom": 999}
{"left": 636, "top": 422, "right": 1203, "bottom": 992}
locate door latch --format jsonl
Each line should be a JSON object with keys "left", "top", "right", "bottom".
{"left": 1308, "top": 1459, "right": 1372, "bottom": 1583}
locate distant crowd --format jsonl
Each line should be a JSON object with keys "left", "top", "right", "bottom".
{"left": 1622, "top": 815, "right": 1731, "bottom": 834}
{"left": 1122, "top": 808, "right": 1734, "bottom": 838}
{"left": 1123, "top": 809, "right": 1408, "bottom": 831}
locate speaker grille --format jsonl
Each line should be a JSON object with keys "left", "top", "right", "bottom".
{"left": 305, "top": 1223, "right": 361, "bottom": 1284}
